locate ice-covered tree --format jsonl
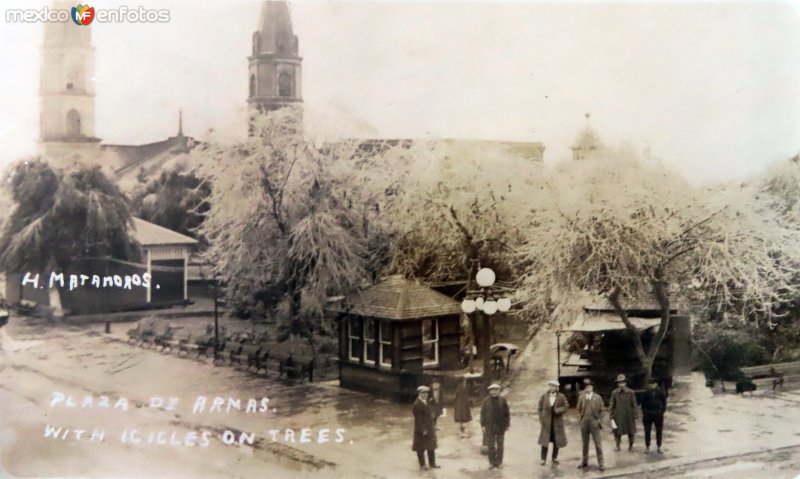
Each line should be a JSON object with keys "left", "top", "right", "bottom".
{"left": 519, "top": 151, "right": 800, "bottom": 381}
{"left": 130, "top": 163, "right": 211, "bottom": 248}
{"left": 0, "top": 159, "right": 140, "bottom": 272}
{"left": 195, "top": 107, "right": 368, "bottom": 339}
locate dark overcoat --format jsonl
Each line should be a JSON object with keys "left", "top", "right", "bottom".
{"left": 609, "top": 386, "right": 637, "bottom": 435}
{"left": 537, "top": 392, "right": 568, "bottom": 447}
{"left": 480, "top": 396, "right": 510, "bottom": 433}
{"left": 453, "top": 383, "right": 472, "bottom": 423}
{"left": 412, "top": 397, "right": 437, "bottom": 451}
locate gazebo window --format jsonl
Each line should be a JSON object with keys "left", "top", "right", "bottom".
{"left": 422, "top": 319, "right": 439, "bottom": 367}
{"left": 364, "top": 319, "right": 376, "bottom": 365}
{"left": 379, "top": 321, "right": 392, "bottom": 368}
{"left": 348, "top": 317, "right": 362, "bottom": 361}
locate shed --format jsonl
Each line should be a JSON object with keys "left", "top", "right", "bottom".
{"left": 328, "top": 275, "right": 463, "bottom": 401}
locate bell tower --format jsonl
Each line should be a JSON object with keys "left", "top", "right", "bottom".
{"left": 39, "top": 0, "right": 101, "bottom": 159}
{"left": 248, "top": 1, "right": 303, "bottom": 115}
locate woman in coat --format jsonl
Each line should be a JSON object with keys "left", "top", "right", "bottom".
{"left": 609, "top": 374, "right": 637, "bottom": 451}
{"left": 412, "top": 386, "right": 439, "bottom": 469}
{"left": 453, "top": 377, "right": 473, "bottom": 437}
{"left": 538, "top": 380, "right": 568, "bottom": 465}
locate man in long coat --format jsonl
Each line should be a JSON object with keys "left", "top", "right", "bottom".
{"left": 538, "top": 380, "right": 568, "bottom": 466}
{"left": 480, "top": 383, "right": 510, "bottom": 469}
{"left": 412, "top": 386, "right": 440, "bottom": 469}
{"left": 609, "top": 373, "right": 637, "bottom": 452}
{"left": 577, "top": 379, "right": 605, "bottom": 471}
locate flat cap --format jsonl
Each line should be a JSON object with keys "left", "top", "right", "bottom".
{"left": 417, "top": 385, "right": 430, "bottom": 393}
{"left": 487, "top": 383, "right": 502, "bottom": 390}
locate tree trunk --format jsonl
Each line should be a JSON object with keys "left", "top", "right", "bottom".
{"left": 609, "top": 287, "right": 649, "bottom": 380}
{"left": 647, "top": 279, "right": 672, "bottom": 384}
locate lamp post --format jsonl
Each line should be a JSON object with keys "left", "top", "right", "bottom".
{"left": 460, "top": 267, "right": 512, "bottom": 390}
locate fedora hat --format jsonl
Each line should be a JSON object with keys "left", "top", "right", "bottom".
{"left": 616, "top": 374, "right": 627, "bottom": 383}
{"left": 417, "top": 385, "right": 430, "bottom": 393}
{"left": 547, "top": 380, "right": 560, "bottom": 387}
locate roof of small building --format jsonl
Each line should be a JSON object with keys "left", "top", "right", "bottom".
{"left": 329, "top": 275, "right": 462, "bottom": 320}
{"left": 583, "top": 292, "right": 677, "bottom": 313}
{"left": 130, "top": 217, "right": 198, "bottom": 247}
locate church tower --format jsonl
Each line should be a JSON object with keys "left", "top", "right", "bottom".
{"left": 39, "top": 1, "right": 101, "bottom": 160}
{"left": 248, "top": 1, "right": 303, "bottom": 115}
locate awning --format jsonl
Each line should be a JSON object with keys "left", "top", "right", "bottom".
{"left": 562, "top": 312, "right": 661, "bottom": 333}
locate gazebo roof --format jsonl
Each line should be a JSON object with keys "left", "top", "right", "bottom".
{"left": 330, "top": 275, "right": 462, "bottom": 320}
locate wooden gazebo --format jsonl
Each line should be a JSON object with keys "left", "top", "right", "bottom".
{"left": 328, "top": 275, "right": 463, "bottom": 401}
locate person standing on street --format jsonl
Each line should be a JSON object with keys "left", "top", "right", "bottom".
{"left": 577, "top": 379, "right": 605, "bottom": 472}
{"left": 480, "top": 383, "right": 510, "bottom": 469}
{"left": 412, "top": 386, "right": 440, "bottom": 470}
{"left": 453, "top": 377, "right": 473, "bottom": 437}
{"left": 538, "top": 380, "right": 568, "bottom": 466}
{"left": 640, "top": 378, "right": 667, "bottom": 454}
{"left": 609, "top": 374, "right": 637, "bottom": 452}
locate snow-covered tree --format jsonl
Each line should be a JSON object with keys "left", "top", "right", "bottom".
{"left": 519, "top": 151, "right": 800, "bottom": 381}
{"left": 195, "top": 107, "right": 368, "bottom": 338}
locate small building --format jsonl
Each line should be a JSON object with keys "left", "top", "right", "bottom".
{"left": 557, "top": 293, "right": 691, "bottom": 406}
{"left": 5, "top": 217, "right": 197, "bottom": 315}
{"left": 328, "top": 275, "right": 463, "bottom": 401}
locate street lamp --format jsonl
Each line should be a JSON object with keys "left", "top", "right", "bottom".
{"left": 460, "top": 267, "right": 512, "bottom": 388}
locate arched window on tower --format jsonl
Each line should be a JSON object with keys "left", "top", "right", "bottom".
{"left": 66, "top": 109, "right": 81, "bottom": 137}
{"left": 252, "top": 32, "right": 261, "bottom": 55}
{"left": 249, "top": 74, "right": 256, "bottom": 98}
{"left": 278, "top": 72, "right": 293, "bottom": 98}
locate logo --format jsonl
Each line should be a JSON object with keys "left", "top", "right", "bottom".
{"left": 71, "top": 4, "right": 95, "bottom": 25}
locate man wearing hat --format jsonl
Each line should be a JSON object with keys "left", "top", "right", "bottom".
{"left": 412, "top": 385, "right": 440, "bottom": 469}
{"left": 538, "top": 380, "right": 568, "bottom": 466}
{"left": 609, "top": 373, "right": 637, "bottom": 452}
{"left": 640, "top": 378, "right": 667, "bottom": 454}
{"left": 576, "top": 379, "right": 605, "bottom": 471}
{"left": 480, "top": 383, "right": 510, "bottom": 469}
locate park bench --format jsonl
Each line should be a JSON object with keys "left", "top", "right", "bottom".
{"left": 740, "top": 360, "right": 800, "bottom": 391}
{"left": 229, "top": 342, "right": 269, "bottom": 371}
{"left": 141, "top": 324, "right": 174, "bottom": 350}
{"left": 276, "top": 352, "right": 315, "bottom": 382}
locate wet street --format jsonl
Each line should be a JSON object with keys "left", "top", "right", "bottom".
{"left": 2, "top": 316, "right": 800, "bottom": 478}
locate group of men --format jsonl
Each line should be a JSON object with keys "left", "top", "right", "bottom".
{"left": 412, "top": 373, "right": 668, "bottom": 472}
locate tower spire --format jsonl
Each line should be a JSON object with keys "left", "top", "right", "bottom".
{"left": 247, "top": 1, "right": 303, "bottom": 118}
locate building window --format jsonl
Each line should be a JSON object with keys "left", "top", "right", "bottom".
{"left": 66, "top": 109, "right": 81, "bottom": 137}
{"left": 252, "top": 32, "right": 261, "bottom": 55}
{"left": 348, "top": 317, "right": 362, "bottom": 362}
{"left": 422, "top": 319, "right": 439, "bottom": 367}
{"left": 379, "top": 321, "right": 392, "bottom": 368}
{"left": 278, "top": 72, "right": 293, "bottom": 98}
{"left": 364, "top": 319, "right": 376, "bottom": 365}
{"left": 249, "top": 74, "right": 256, "bottom": 98}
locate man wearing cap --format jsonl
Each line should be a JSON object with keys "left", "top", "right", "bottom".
{"left": 538, "top": 380, "right": 568, "bottom": 466}
{"left": 576, "top": 379, "right": 605, "bottom": 471}
{"left": 480, "top": 383, "right": 510, "bottom": 469}
{"left": 640, "top": 378, "right": 667, "bottom": 454}
{"left": 609, "top": 373, "right": 637, "bottom": 452}
{"left": 412, "top": 385, "right": 440, "bottom": 469}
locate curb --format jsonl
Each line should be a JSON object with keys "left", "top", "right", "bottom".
{"left": 595, "top": 442, "right": 800, "bottom": 478}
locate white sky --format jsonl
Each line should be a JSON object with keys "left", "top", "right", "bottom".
{"left": 1, "top": 0, "right": 799, "bottom": 184}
